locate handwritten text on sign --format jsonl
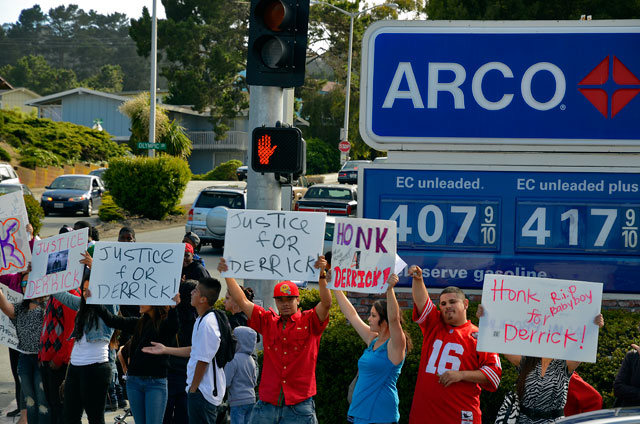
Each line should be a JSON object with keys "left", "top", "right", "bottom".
{"left": 26, "top": 228, "right": 88, "bottom": 298}
{"left": 477, "top": 275, "right": 603, "bottom": 362}
{"left": 0, "top": 191, "right": 31, "bottom": 276}
{"left": 0, "top": 285, "right": 21, "bottom": 350}
{"left": 87, "top": 242, "right": 182, "bottom": 305}
{"left": 330, "top": 218, "right": 397, "bottom": 294}
{"left": 222, "top": 210, "right": 326, "bottom": 281}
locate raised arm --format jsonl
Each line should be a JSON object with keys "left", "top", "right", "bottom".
{"left": 217, "top": 258, "right": 254, "bottom": 317}
{"left": 334, "top": 289, "right": 373, "bottom": 345}
{"left": 95, "top": 305, "right": 138, "bottom": 331}
{"left": 410, "top": 265, "right": 429, "bottom": 313}
{"left": 0, "top": 289, "right": 16, "bottom": 319}
{"left": 314, "top": 256, "right": 331, "bottom": 322}
{"left": 386, "top": 274, "right": 407, "bottom": 366}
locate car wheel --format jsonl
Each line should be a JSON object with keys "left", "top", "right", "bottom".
{"left": 84, "top": 200, "right": 92, "bottom": 217}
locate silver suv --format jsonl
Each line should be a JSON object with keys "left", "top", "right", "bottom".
{"left": 0, "top": 163, "right": 20, "bottom": 185}
{"left": 186, "top": 187, "right": 247, "bottom": 250}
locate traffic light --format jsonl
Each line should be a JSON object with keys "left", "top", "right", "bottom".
{"left": 251, "top": 126, "right": 306, "bottom": 175}
{"left": 246, "top": 0, "right": 310, "bottom": 87}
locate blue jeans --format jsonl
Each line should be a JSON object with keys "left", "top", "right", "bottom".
{"left": 18, "top": 354, "right": 51, "bottom": 424}
{"left": 126, "top": 375, "right": 168, "bottom": 424}
{"left": 251, "top": 398, "right": 318, "bottom": 424}
{"left": 230, "top": 403, "right": 254, "bottom": 424}
{"left": 187, "top": 389, "right": 219, "bottom": 424}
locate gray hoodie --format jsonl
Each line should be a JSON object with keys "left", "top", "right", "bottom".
{"left": 224, "top": 326, "right": 258, "bottom": 407}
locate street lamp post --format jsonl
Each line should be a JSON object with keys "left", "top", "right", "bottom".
{"left": 311, "top": 1, "right": 397, "bottom": 162}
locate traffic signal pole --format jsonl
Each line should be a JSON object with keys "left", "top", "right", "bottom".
{"left": 246, "top": 85, "right": 284, "bottom": 311}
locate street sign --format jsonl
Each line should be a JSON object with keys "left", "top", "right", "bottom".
{"left": 137, "top": 142, "right": 167, "bottom": 150}
{"left": 362, "top": 167, "right": 640, "bottom": 293}
{"left": 338, "top": 141, "right": 351, "bottom": 152}
{"left": 360, "top": 20, "right": 640, "bottom": 150}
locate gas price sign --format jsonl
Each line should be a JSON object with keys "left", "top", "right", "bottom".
{"left": 363, "top": 168, "right": 640, "bottom": 293}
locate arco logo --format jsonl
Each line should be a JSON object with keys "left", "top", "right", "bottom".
{"left": 578, "top": 56, "right": 640, "bottom": 118}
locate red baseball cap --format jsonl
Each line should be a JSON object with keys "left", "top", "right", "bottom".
{"left": 185, "top": 243, "right": 194, "bottom": 254}
{"left": 273, "top": 281, "right": 299, "bottom": 298}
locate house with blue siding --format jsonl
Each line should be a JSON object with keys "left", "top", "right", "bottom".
{"left": 26, "top": 87, "right": 249, "bottom": 174}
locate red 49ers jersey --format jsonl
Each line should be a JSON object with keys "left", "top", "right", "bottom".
{"left": 409, "top": 298, "right": 501, "bottom": 424}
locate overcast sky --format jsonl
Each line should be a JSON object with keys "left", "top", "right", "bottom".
{"left": 0, "top": 0, "right": 166, "bottom": 25}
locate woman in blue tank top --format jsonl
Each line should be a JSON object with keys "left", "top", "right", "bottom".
{"left": 334, "top": 273, "right": 413, "bottom": 424}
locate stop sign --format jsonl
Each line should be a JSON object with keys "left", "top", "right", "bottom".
{"left": 338, "top": 141, "right": 351, "bottom": 152}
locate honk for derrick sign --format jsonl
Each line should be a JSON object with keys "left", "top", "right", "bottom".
{"left": 26, "top": 228, "right": 88, "bottom": 299}
{"left": 330, "top": 218, "right": 397, "bottom": 294}
{"left": 87, "top": 242, "right": 183, "bottom": 305}
{"left": 477, "top": 274, "right": 603, "bottom": 362}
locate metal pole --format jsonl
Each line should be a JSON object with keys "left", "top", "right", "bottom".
{"left": 343, "top": 13, "right": 354, "bottom": 146}
{"left": 246, "top": 85, "right": 284, "bottom": 311}
{"left": 148, "top": 0, "right": 158, "bottom": 158}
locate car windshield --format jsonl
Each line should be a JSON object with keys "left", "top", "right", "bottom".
{"left": 341, "top": 161, "right": 369, "bottom": 171}
{"left": 305, "top": 187, "right": 353, "bottom": 200}
{"left": 195, "top": 192, "right": 245, "bottom": 209}
{"left": 0, "top": 185, "right": 21, "bottom": 194}
{"left": 50, "top": 177, "right": 91, "bottom": 190}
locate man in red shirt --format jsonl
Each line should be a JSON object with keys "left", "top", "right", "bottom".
{"left": 218, "top": 256, "right": 331, "bottom": 424}
{"left": 409, "top": 265, "right": 502, "bottom": 424}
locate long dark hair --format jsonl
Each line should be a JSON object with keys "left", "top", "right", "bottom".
{"left": 516, "top": 356, "right": 540, "bottom": 401}
{"left": 372, "top": 300, "right": 413, "bottom": 352}
{"left": 130, "top": 306, "right": 169, "bottom": 353}
{"left": 74, "top": 271, "right": 101, "bottom": 340}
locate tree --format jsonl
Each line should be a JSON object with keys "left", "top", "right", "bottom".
{"left": 0, "top": 55, "right": 77, "bottom": 95}
{"left": 82, "top": 64, "right": 124, "bottom": 93}
{"left": 129, "top": 3, "right": 249, "bottom": 136}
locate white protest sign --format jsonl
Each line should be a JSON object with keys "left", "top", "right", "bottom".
{"left": 87, "top": 242, "right": 183, "bottom": 305}
{"left": 329, "top": 218, "right": 397, "bottom": 294}
{"left": 477, "top": 274, "right": 603, "bottom": 363}
{"left": 0, "top": 191, "right": 31, "bottom": 276}
{"left": 222, "top": 210, "right": 326, "bottom": 281}
{"left": 25, "top": 228, "right": 88, "bottom": 299}
{"left": 0, "top": 285, "right": 21, "bottom": 350}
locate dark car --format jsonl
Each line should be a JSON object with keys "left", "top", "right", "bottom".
{"left": 41, "top": 175, "right": 105, "bottom": 216}
{"left": 295, "top": 184, "right": 357, "bottom": 216}
{"left": 556, "top": 407, "right": 640, "bottom": 423}
{"left": 236, "top": 165, "right": 248, "bottom": 181}
{"left": 89, "top": 167, "right": 108, "bottom": 187}
{"left": 0, "top": 183, "right": 34, "bottom": 198}
{"left": 338, "top": 160, "right": 371, "bottom": 184}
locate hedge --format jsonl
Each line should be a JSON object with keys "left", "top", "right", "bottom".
{"left": 97, "top": 193, "right": 125, "bottom": 222}
{"left": 287, "top": 290, "right": 639, "bottom": 424}
{"left": 103, "top": 156, "right": 191, "bottom": 220}
{"left": 193, "top": 159, "right": 243, "bottom": 181}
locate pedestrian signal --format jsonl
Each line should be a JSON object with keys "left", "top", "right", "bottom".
{"left": 251, "top": 127, "right": 305, "bottom": 175}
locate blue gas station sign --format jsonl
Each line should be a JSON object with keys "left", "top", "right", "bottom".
{"left": 360, "top": 21, "right": 640, "bottom": 148}
{"left": 363, "top": 168, "right": 640, "bottom": 293}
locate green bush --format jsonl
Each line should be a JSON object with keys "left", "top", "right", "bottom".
{"left": 306, "top": 137, "right": 340, "bottom": 174}
{"left": 104, "top": 156, "right": 191, "bottom": 220}
{"left": 0, "top": 146, "right": 10, "bottom": 161}
{"left": 199, "top": 159, "right": 243, "bottom": 181}
{"left": 23, "top": 194, "right": 44, "bottom": 236}
{"left": 97, "top": 193, "right": 125, "bottom": 222}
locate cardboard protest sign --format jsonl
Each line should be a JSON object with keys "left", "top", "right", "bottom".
{"left": 25, "top": 228, "right": 88, "bottom": 299}
{"left": 87, "top": 242, "right": 183, "bottom": 305}
{"left": 0, "top": 285, "right": 21, "bottom": 350}
{"left": 477, "top": 274, "right": 603, "bottom": 362}
{"left": 329, "top": 218, "right": 397, "bottom": 294}
{"left": 222, "top": 210, "right": 326, "bottom": 281}
{"left": 0, "top": 191, "right": 31, "bottom": 276}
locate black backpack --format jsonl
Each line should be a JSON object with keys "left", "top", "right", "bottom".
{"left": 198, "top": 308, "right": 237, "bottom": 396}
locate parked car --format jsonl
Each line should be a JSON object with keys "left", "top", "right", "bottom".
{"left": 186, "top": 187, "right": 247, "bottom": 249}
{"left": 40, "top": 174, "right": 105, "bottom": 216}
{"left": 89, "top": 167, "right": 108, "bottom": 187}
{"left": 0, "top": 183, "right": 34, "bottom": 198}
{"left": 295, "top": 184, "right": 357, "bottom": 216}
{"left": 0, "top": 162, "right": 20, "bottom": 184}
{"left": 236, "top": 165, "right": 248, "bottom": 181}
{"left": 338, "top": 160, "right": 371, "bottom": 184}
{"left": 556, "top": 407, "right": 640, "bottom": 423}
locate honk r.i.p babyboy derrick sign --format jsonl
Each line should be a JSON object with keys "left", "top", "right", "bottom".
{"left": 330, "top": 217, "right": 397, "bottom": 294}
{"left": 477, "top": 274, "right": 603, "bottom": 362}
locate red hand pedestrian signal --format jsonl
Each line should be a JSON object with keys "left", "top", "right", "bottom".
{"left": 257, "top": 134, "right": 277, "bottom": 164}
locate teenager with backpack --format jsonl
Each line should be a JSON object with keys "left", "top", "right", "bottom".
{"left": 143, "top": 277, "right": 230, "bottom": 424}
{"left": 217, "top": 256, "right": 331, "bottom": 424}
